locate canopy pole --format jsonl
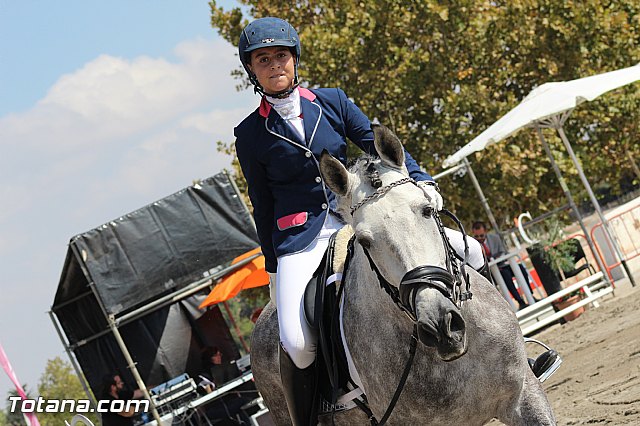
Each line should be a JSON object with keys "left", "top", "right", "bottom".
{"left": 536, "top": 126, "right": 613, "bottom": 287}
{"left": 554, "top": 122, "right": 636, "bottom": 287}
{"left": 107, "top": 315, "right": 162, "bottom": 424}
{"left": 432, "top": 163, "right": 466, "bottom": 180}
{"left": 48, "top": 310, "right": 96, "bottom": 407}
{"left": 463, "top": 157, "right": 504, "bottom": 238}
{"left": 222, "top": 301, "right": 250, "bottom": 353}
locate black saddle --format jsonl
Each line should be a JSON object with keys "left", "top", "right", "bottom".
{"left": 302, "top": 232, "right": 356, "bottom": 409}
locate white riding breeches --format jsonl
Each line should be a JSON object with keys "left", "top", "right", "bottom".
{"left": 276, "top": 213, "right": 344, "bottom": 369}
{"left": 444, "top": 227, "right": 485, "bottom": 271}
{"left": 274, "top": 215, "right": 483, "bottom": 369}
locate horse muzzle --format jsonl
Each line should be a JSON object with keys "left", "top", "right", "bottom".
{"left": 401, "top": 266, "right": 468, "bottom": 361}
{"left": 416, "top": 304, "right": 467, "bottom": 361}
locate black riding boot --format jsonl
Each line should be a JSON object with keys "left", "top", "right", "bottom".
{"left": 279, "top": 344, "right": 319, "bottom": 426}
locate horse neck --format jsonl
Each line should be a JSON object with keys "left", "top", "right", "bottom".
{"left": 344, "top": 245, "right": 415, "bottom": 334}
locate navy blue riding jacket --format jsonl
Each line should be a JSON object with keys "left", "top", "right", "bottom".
{"left": 235, "top": 87, "right": 432, "bottom": 273}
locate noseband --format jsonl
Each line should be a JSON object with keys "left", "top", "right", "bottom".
{"left": 350, "top": 176, "right": 472, "bottom": 322}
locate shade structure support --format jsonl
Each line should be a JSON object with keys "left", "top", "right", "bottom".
{"left": 222, "top": 301, "right": 250, "bottom": 353}
{"left": 536, "top": 114, "right": 636, "bottom": 287}
{"left": 48, "top": 310, "right": 97, "bottom": 408}
{"left": 107, "top": 315, "right": 163, "bottom": 425}
{"left": 535, "top": 126, "right": 613, "bottom": 288}
{"left": 462, "top": 158, "right": 508, "bottom": 245}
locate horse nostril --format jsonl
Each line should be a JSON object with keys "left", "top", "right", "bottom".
{"left": 444, "top": 311, "right": 466, "bottom": 340}
{"left": 417, "top": 321, "right": 439, "bottom": 347}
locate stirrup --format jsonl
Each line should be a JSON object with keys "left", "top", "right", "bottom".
{"left": 524, "top": 337, "right": 563, "bottom": 383}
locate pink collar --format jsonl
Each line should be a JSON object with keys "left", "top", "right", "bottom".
{"left": 259, "top": 87, "right": 316, "bottom": 118}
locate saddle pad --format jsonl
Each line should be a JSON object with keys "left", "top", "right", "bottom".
{"left": 332, "top": 224, "right": 354, "bottom": 277}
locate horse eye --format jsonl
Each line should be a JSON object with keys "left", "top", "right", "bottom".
{"left": 422, "top": 205, "right": 433, "bottom": 218}
{"left": 357, "top": 235, "right": 372, "bottom": 250}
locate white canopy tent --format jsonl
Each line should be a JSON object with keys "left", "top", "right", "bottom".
{"left": 443, "top": 64, "right": 640, "bottom": 167}
{"left": 442, "top": 63, "right": 640, "bottom": 288}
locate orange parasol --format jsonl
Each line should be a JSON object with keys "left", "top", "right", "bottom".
{"left": 199, "top": 247, "right": 269, "bottom": 308}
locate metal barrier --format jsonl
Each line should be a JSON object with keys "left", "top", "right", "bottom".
{"left": 590, "top": 204, "right": 640, "bottom": 281}
{"left": 514, "top": 234, "right": 612, "bottom": 334}
{"left": 517, "top": 272, "right": 611, "bottom": 335}
{"left": 489, "top": 203, "right": 640, "bottom": 334}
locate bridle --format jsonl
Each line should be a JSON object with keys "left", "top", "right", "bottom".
{"left": 350, "top": 176, "right": 472, "bottom": 320}
{"left": 343, "top": 172, "right": 472, "bottom": 426}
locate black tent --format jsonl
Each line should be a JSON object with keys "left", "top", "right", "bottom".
{"left": 50, "top": 172, "right": 259, "bottom": 402}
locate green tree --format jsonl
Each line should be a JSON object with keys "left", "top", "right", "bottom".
{"left": 4, "top": 386, "right": 33, "bottom": 426}
{"left": 0, "top": 408, "right": 7, "bottom": 426}
{"left": 210, "top": 0, "right": 640, "bottom": 227}
{"left": 220, "top": 286, "right": 270, "bottom": 351}
{"left": 37, "top": 357, "right": 98, "bottom": 426}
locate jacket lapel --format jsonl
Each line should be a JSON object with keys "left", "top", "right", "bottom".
{"left": 266, "top": 110, "right": 306, "bottom": 146}
{"left": 300, "top": 95, "right": 321, "bottom": 148}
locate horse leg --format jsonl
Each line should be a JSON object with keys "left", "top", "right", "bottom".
{"left": 498, "top": 372, "right": 556, "bottom": 426}
{"left": 251, "top": 304, "right": 293, "bottom": 426}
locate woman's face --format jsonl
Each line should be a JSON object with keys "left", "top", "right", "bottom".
{"left": 248, "top": 46, "right": 296, "bottom": 95}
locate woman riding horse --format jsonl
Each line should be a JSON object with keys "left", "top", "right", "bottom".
{"left": 233, "top": 17, "right": 557, "bottom": 425}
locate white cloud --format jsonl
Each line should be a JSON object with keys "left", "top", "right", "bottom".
{"left": 1, "top": 38, "right": 253, "bottom": 154}
{"left": 0, "top": 37, "right": 256, "bottom": 235}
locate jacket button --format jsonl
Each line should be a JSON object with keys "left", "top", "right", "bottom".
{"left": 315, "top": 177, "right": 322, "bottom": 183}
{"left": 305, "top": 151, "right": 312, "bottom": 158}
{"left": 321, "top": 203, "right": 328, "bottom": 209}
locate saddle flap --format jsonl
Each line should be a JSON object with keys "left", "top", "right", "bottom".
{"left": 303, "top": 225, "right": 354, "bottom": 330}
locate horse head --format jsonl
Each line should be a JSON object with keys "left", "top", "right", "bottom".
{"left": 319, "top": 125, "right": 467, "bottom": 361}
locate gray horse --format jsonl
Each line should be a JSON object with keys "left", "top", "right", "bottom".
{"left": 251, "top": 126, "right": 556, "bottom": 425}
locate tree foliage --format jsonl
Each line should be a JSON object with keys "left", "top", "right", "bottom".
{"left": 220, "top": 286, "right": 270, "bottom": 351}
{"left": 3, "top": 386, "right": 33, "bottom": 426}
{"left": 210, "top": 0, "right": 640, "bottom": 229}
{"left": 37, "top": 357, "right": 98, "bottom": 426}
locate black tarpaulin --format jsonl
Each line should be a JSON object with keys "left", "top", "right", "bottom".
{"left": 53, "top": 173, "right": 258, "bottom": 318}
{"left": 51, "top": 172, "right": 258, "bottom": 398}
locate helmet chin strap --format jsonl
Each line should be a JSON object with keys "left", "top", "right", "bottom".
{"left": 251, "top": 67, "right": 300, "bottom": 99}
{"left": 262, "top": 83, "right": 300, "bottom": 99}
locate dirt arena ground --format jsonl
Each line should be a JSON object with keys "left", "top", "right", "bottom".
{"left": 505, "top": 275, "right": 640, "bottom": 425}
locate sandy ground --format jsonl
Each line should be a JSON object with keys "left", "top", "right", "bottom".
{"left": 538, "top": 278, "right": 640, "bottom": 425}
{"left": 493, "top": 274, "right": 640, "bottom": 425}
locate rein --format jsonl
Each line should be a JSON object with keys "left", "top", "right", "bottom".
{"left": 347, "top": 175, "right": 473, "bottom": 425}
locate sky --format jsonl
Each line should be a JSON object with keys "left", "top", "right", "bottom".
{"left": 0, "top": 0, "right": 258, "bottom": 398}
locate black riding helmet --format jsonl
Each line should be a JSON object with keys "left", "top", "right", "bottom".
{"left": 238, "top": 17, "right": 301, "bottom": 98}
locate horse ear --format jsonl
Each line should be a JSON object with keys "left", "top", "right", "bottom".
{"left": 320, "top": 149, "right": 350, "bottom": 196}
{"left": 373, "top": 124, "right": 405, "bottom": 168}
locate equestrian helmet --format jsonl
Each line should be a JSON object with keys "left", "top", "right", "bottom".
{"left": 238, "top": 17, "right": 301, "bottom": 96}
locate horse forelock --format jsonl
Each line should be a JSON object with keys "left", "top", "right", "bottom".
{"left": 330, "top": 155, "right": 376, "bottom": 220}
